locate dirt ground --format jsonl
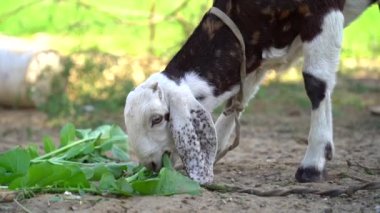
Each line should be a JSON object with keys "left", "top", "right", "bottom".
{"left": 0, "top": 76, "right": 379, "bottom": 212}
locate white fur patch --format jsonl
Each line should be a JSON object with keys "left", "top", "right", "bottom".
{"left": 262, "top": 46, "right": 289, "bottom": 60}
{"left": 300, "top": 11, "right": 344, "bottom": 170}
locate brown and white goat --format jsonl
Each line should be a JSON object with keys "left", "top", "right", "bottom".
{"left": 124, "top": 0, "right": 379, "bottom": 184}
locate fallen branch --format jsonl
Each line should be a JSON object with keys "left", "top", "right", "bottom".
{"left": 336, "top": 172, "right": 373, "bottom": 183}
{"left": 203, "top": 181, "right": 380, "bottom": 197}
{"left": 13, "top": 199, "right": 32, "bottom": 213}
{"left": 346, "top": 160, "right": 380, "bottom": 175}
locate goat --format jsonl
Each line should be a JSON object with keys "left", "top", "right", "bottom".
{"left": 124, "top": 0, "right": 378, "bottom": 184}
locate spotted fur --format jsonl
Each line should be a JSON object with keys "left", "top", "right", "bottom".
{"left": 124, "top": 0, "right": 377, "bottom": 184}
{"left": 169, "top": 104, "right": 217, "bottom": 184}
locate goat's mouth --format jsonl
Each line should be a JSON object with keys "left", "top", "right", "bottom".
{"left": 145, "top": 151, "right": 172, "bottom": 172}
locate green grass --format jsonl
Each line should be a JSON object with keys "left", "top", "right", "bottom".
{"left": 1, "top": 1, "right": 379, "bottom": 58}
{"left": 0, "top": 0, "right": 211, "bottom": 56}
{"left": 342, "top": 5, "right": 380, "bottom": 58}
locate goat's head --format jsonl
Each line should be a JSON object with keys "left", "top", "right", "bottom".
{"left": 124, "top": 74, "right": 217, "bottom": 184}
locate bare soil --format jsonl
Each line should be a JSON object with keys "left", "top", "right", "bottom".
{"left": 0, "top": 77, "right": 379, "bottom": 213}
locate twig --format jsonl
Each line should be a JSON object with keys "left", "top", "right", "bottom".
{"left": 13, "top": 199, "right": 32, "bottom": 213}
{"left": 346, "top": 160, "right": 380, "bottom": 174}
{"left": 0, "top": 0, "right": 43, "bottom": 22}
{"left": 76, "top": 0, "right": 191, "bottom": 26}
{"left": 336, "top": 172, "right": 371, "bottom": 183}
{"left": 203, "top": 181, "right": 380, "bottom": 198}
{"left": 163, "top": 0, "right": 190, "bottom": 20}
{"left": 148, "top": 0, "right": 157, "bottom": 55}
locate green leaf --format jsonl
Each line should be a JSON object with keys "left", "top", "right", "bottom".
{"left": 93, "top": 125, "right": 128, "bottom": 152}
{"left": 61, "top": 145, "right": 86, "bottom": 160}
{"left": 99, "top": 172, "right": 117, "bottom": 191}
{"left": 0, "top": 148, "right": 30, "bottom": 184}
{"left": 43, "top": 136, "right": 56, "bottom": 154}
{"left": 114, "top": 179, "right": 133, "bottom": 195}
{"left": 130, "top": 153, "right": 200, "bottom": 195}
{"left": 81, "top": 163, "right": 132, "bottom": 181}
{"left": 59, "top": 141, "right": 95, "bottom": 160}
{"left": 9, "top": 162, "right": 89, "bottom": 189}
{"left": 131, "top": 167, "right": 201, "bottom": 195}
{"left": 162, "top": 153, "right": 173, "bottom": 170}
{"left": 111, "top": 145, "right": 129, "bottom": 161}
{"left": 91, "top": 125, "right": 112, "bottom": 140}
{"left": 81, "top": 167, "right": 95, "bottom": 180}
{"left": 1, "top": 124, "right": 199, "bottom": 197}
{"left": 76, "top": 128, "right": 92, "bottom": 139}
{"left": 157, "top": 168, "right": 201, "bottom": 195}
{"left": 60, "top": 123, "right": 76, "bottom": 147}
{"left": 26, "top": 144, "right": 39, "bottom": 159}
{"left": 131, "top": 178, "right": 160, "bottom": 195}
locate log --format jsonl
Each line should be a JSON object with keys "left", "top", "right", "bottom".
{"left": 0, "top": 38, "right": 64, "bottom": 108}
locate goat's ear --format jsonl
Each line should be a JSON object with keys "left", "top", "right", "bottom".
{"left": 168, "top": 91, "right": 217, "bottom": 184}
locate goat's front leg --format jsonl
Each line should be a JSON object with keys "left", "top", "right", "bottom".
{"left": 215, "top": 68, "right": 267, "bottom": 161}
{"left": 295, "top": 10, "right": 344, "bottom": 182}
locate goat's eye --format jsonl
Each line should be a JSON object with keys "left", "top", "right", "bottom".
{"left": 151, "top": 114, "right": 163, "bottom": 126}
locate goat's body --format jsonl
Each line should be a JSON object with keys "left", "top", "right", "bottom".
{"left": 163, "top": 0, "right": 373, "bottom": 104}
{"left": 125, "top": 0, "right": 377, "bottom": 183}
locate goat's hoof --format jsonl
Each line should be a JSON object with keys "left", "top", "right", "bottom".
{"left": 295, "top": 166, "right": 326, "bottom": 183}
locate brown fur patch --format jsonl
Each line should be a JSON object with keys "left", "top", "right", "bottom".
{"left": 250, "top": 31, "right": 261, "bottom": 45}
{"left": 280, "top": 10, "right": 290, "bottom": 19}
{"left": 261, "top": 6, "right": 273, "bottom": 15}
{"left": 298, "top": 3, "right": 312, "bottom": 17}
{"left": 225, "top": 0, "right": 233, "bottom": 15}
{"left": 202, "top": 18, "right": 224, "bottom": 40}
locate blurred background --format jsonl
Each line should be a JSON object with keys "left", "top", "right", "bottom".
{"left": 0, "top": 0, "right": 379, "bottom": 129}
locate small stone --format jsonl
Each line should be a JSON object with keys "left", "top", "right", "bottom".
{"left": 375, "top": 205, "right": 380, "bottom": 213}
{"left": 370, "top": 106, "right": 380, "bottom": 115}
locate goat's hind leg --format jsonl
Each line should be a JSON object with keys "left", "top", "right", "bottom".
{"left": 295, "top": 10, "right": 344, "bottom": 182}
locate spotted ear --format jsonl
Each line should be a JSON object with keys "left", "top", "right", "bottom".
{"left": 168, "top": 92, "right": 217, "bottom": 184}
